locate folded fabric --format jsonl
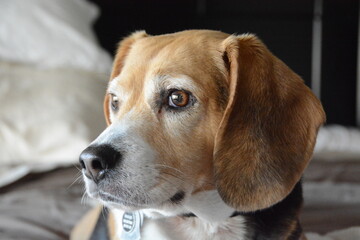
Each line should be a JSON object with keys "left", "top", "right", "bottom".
{"left": 307, "top": 226, "right": 360, "bottom": 240}
{"left": 0, "top": 62, "right": 107, "bottom": 187}
{"left": 0, "top": 0, "right": 112, "bottom": 73}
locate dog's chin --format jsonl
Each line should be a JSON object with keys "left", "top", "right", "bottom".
{"left": 85, "top": 182, "right": 183, "bottom": 212}
{"left": 86, "top": 189, "right": 188, "bottom": 215}
{"left": 85, "top": 187, "right": 148, "bottom": 211}
{"left": 85, "top": 189, "right": 146, "bottom": 210}
{"left": 84, "top": 174, "right": 189, "bottom": 213}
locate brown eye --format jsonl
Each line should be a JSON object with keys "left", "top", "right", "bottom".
{"left": 168, "top": 90, "right": 189, "bottom": 108}
{"left": 110, "top": 94, "right": 119, "bottom": 111}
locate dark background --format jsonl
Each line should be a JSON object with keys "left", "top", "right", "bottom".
{"left": 89, "top": 0, "right": 359, "bottom": 126}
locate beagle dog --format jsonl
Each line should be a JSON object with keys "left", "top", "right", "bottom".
{"left": 72, "top": 30, "right": 325, "bottom": 240}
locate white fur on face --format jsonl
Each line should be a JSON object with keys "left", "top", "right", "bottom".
{"left": 145, "top": 74, "right": 200, "bottom": 95}
{"left": 107, "top": 76, "right": 130, "bottom": 124}
{"left": 84, "top": 75, "right": 227, "bottom": 218}
{"left": 84, "top": 118, "right": 174, "bottom": 211}
{"left": 84, "top": 115, "right": 191, "bottom": 212}
{"left": 184, "top": 190, "right": 235, "bottom": 223}
{"left": 84, "top": 123, "right": 156, "bottom": 210}
{"left": 144, "top": 74, "right": 204, "bottom": 139}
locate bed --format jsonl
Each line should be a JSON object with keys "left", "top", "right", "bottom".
{"left": 0, "top": 0, "right": 110, "bottom": 238}
{"left": 1, "top": 157, "right": 360, "bottom": 240}
{"left": 0, "top": 0, "right": 359, "bottom": 239}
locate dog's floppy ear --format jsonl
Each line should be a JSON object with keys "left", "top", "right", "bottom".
{"left": 214, "top": 34, "right": 325, "bottom": 212}
{"left": 104, "top": 31, "right": 148, "bottom": 125}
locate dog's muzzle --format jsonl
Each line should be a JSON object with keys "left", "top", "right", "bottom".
{"left": 79, "top": 144, "right": 121, "bottom": 183}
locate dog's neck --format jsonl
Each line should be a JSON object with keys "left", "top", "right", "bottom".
{"left": 112, "top": 209, "right": 247, "bottom": 240}
{"left": 109, "top": 182, "right": 304, "bottom": 240}
{"left": 111, "top": 190, "right": 247, "bottom": 240}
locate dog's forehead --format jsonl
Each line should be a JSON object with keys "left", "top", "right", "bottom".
{"left": 111, "top": 31, "right": 230, "bottom": 94}
{"left": 131, "top": 30, "right": 229, "bottom": 60}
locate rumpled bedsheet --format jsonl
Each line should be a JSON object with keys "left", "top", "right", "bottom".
{"left": 0, "top": 160, "right": 359, "bottom": 240}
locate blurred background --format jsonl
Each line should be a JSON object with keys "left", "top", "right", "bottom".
{"left": 0, "top": 0, "right": 360, "bottom": 239}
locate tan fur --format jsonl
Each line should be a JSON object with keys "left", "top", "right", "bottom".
{"left": 70, "top": 206, "right": 103, "bottom": 240}
{"left": 104, "top": 30, "right": 234, "bottom": 193}
{"left": 107, "top": 210, "right": 118, "bottom": 240}
{"left": 71, "top": 206, "right": 119, "bottom": 240}
{"left": 214, "top": 34, "right": 325, "bottom": 211}
{"left": 104, "top": 31, "right": 148, "bottom": 125}
{"left": 73, "top": 30, "right": 325, "bottom": 239}
{"left": 104, "top": 30, "right": 325, "bottom": 211}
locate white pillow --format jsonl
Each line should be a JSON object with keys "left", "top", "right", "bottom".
{"left": 0, "top": 62, "right": 107, "bottom": 165}
{"left": 314, "top": 125, "right": 360, "bottom": 161}
{"left": 0, "top": 0, "right": 112, "bottom": 73}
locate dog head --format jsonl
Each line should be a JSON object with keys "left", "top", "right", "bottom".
{"left": 80, "top": 30, "right": 325, "bottom": 214}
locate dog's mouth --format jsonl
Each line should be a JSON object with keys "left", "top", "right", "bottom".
{"left": 85, "top": 177, "right": 187, "bottom": 210}
{"left": 98, "top": 191, "right": 149, "bottom": 209}
{"left": 85, "top": 181, "right": 149, "bottom": 208}
{"left": 85, "top": 188, "right": 149, "bottom": 211}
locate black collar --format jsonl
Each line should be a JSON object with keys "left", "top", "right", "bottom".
{"left": 181, "top": 211, "right": 242, "bottom": 218}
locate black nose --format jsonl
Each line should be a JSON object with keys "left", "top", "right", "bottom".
{"left": 79, "top": 145, "right": 121, "bottom": 183}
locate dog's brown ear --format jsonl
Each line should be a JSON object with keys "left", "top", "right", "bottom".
{"left": 104, "top": 31, "right": 148, "bottom": 125}
{"left": 214, "top": 34, "right": 325, "bottom": 211}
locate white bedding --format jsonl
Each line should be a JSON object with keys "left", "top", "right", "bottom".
{"left": 307, "top": 227, "right": 360, "bottom": 240}
{"left": 314, "top": 125, "right": 360, "bottom": 161}
{"left": 0, "top": 62, "right": 107, "bottom": 186}
{"left": 0, "top": 0, "right": 111, "bottom": 186}
{"left": 0, "top": 0, "right": 112, "bottom": 73}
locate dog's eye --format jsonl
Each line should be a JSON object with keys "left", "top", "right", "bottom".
{"left": 168, "top": 90, "right": 189, "bottom": 108}
{"left": 110, "top": 94, "right": 119, "bottom": 111}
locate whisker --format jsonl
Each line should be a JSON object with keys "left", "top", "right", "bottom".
{"left": 81, "top": 191, "right": 88, "bottom": 205}
{"left": 153, "top": 164, "right": 186, "bottom": 175}
{"left": 72, "top": 163, "right": 82, "bottom": 172}
{"left": 67, "top": 174, "right": 83, "bottom": 190}
{"left": 99, "top": 191, "right": 145, "bottom": 206}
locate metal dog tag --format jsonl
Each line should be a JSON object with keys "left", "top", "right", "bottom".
{"left": 121, "top": 211, "right": 143, "bottom": 240}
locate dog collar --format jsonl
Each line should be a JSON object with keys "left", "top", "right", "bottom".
{"left": 181, "top": 211, "right": 242, "bottom": 218}
{"left": 119, "top": 210, "right": 241, "bottom": 240}
{"left": 90, "top": 208, "right": 242, "bottom": 240}
{"left": 120, "top": 211, "right": 144, "bottom": 240}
